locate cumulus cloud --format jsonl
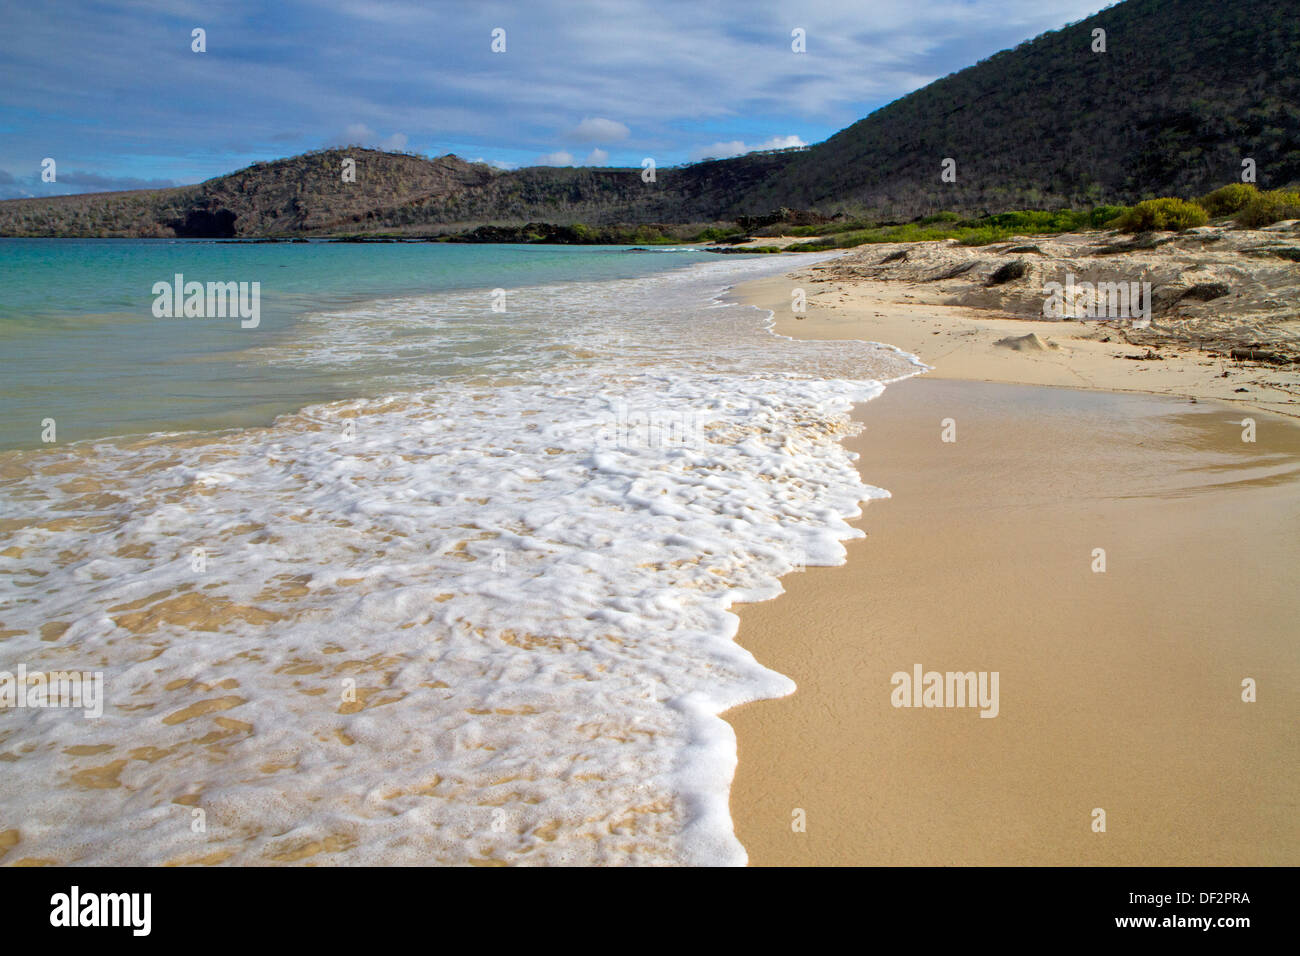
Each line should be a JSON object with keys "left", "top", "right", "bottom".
{"left": 0, "top": 0, "right": 1113, "bottom": 192}
{"left": 688, "top": 135, "right": 807, "bottom": 162}
{"left": 341, "top": 123, "right": 375, "bottom": 143}
{"left": 585, "top": 148, "right": 610, "bottom": 165}
{"left": 536, "top": 151, "right": 575, "bottom": 166}
{"left": 567, "top": 117, "right": 630, "bottom": 143}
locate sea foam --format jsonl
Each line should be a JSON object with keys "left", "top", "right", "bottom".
{"left": 0, "top": 254, "right": 922, "bottom": 865}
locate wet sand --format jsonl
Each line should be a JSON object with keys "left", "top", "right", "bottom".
{"left": 726, "top": 376, "right": 1300, "bottom": 865}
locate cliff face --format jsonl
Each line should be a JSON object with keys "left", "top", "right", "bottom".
{"left": 3, "top": 0, "right": 1298, "bottom": 237}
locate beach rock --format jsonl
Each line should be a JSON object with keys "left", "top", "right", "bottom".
{"left": 1179, "top": 282, "right": 1231, "bottom": 302}
{"left": 987, "top": 260, "right": 1030, "bottom": 285}
{"left": 1244, "top": 245, "right": 1300, "bottom": 262}
{"left": 995, "top": 332, "right": 1058, "bottom": 351}
{"left": 930, "top": 261, "right": 978, "bottom": 281}
{"left": 1092, "top": 233, "right": 1172, "bottom": 255}
{"left": 1152, "top": 279, "right": 1230, "bottom": 312}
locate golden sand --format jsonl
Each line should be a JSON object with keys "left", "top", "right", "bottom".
{"left": 725, "top": 371, "right": 1300, "bottom": 866}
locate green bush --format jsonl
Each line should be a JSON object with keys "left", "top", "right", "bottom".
{"left": 785, "top": 219, "right": 875, "bottom": 237}
{"left": 1234, "top": 189, "right": 1300, "bottom": 228}
{"left": 786, "top": 238, "right": 839, "bottom": 251}
{"left": 982, "top": 210, "right": 1076, "bottom": 231}
{"left": 693, "top": 225, "right": 744, "bottom": 242}
{"left": 629, "top": 225, "right": 664, "bottom": 244}
{"left": 1089, "top": 205, "right": 1129, "bottom": 228}
{"left": 1195, "top": 183, "right": 1259, "bottom": 217}
{"left": 918, "top": 211, "right": 962, "bottom": 225}
{"left": 1114, "top": 198, "right": 1208, "bottom": 233}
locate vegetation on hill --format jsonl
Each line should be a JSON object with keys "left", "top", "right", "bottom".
{"left": 779, "top": 207, "right": 1128, "bottom": 251}
{"left": 765, "top": 179, "right": 1300, "bottom": 253}
{"left": 1, "top": 0, "right": 1297, "bottom": 238}
{"left": 0, "top": 148, "right": 801, "bottom": 238}
{"left": 744, "top": 0, "right": 1300, "bottom": 219}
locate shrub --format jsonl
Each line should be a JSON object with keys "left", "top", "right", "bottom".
{"left": 786, "top": 219, "right": 874, "bottom": 236}
{"left": 693, "top": 225, "right": 743, "bottom": 242}
{"left": 1089, "top": 205, "right": 1129, "bottom": 228}
{"left": 1114, "top": 198, "right": 1208, "bottom": 233}
{"left": 1234, "top": 189, "right": 1300, "bottom": 228}
{"left": 1196, "top": 183, "right": 1259, "bottom": 217}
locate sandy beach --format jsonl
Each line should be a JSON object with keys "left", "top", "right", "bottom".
{"left": 730, "top": 224, "right": 1300, "bottom": 419}
{"left": 726, "top": 259, "right": 1300, "bottom": 866}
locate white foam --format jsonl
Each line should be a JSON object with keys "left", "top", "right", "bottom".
{"left": 0, "top": 253, "right": 922, "bottom": 866}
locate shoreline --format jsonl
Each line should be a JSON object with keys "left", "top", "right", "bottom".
{"left": 724, "top": 266, "right": 1300, "bottom": 866}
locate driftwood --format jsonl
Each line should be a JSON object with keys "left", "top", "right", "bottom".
{"left": 1230, "top": 348, "right": 1292, "bottom": 364}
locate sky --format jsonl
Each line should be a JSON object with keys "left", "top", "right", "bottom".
{"left": 0, "top": 0, "right": 1114, "bottom": 199}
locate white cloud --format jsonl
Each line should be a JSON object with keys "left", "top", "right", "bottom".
{"left": 537, "top": 151, "right": 575, "bottom": 166}
{"left": 335, "top": 124, "right": 407, "bottom": 151}
{"left": 342, "top": 123, "right": 375, "bottom": 143}
{"left": 0, "top": 0, "right": 1117, "bottom": 191}
{"left": 585, "top": 148, "right": 609, "bottom": 165}
{"left": 692, "top": 141, "right": 746, "bottom": 161}
{"left": 688, "top": 135, "right": 807, "bottom": 162}
{"left": 568, "top": 117, "right": 630, "bottom": 143}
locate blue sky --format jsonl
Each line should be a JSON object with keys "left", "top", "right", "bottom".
{"left": 0, "top": 0, "right": 1112, "bottom": 198}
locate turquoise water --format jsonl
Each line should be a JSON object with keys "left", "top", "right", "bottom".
{"left": 0, "top": 239, "right": 716, "bottom": 449}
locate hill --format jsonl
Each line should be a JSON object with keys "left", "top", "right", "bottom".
{"left": 0, "top": 147, "right": 798, "bottom": 238}
{"left": 1, "top": 0, "right": 1297, "bottom": 237}
{"left": 751, "top": 0, "right": 1300, "bottom": 218}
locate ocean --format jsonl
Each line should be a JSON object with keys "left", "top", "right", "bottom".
{"left": 0, "top": 239, "right": 922, "bottom": 865}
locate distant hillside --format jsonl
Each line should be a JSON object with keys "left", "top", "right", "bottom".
{"left": 754, "top": 0, "right": 1300, "bottom": 217}
{"left": 0, "top": 152, "right": 496, "bottom": 238}
{"left": 2, "top": 0, "right": 1297, "bottom": 237}
{"left": 0, "top": 147, "right": 797, "bottom": 238}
